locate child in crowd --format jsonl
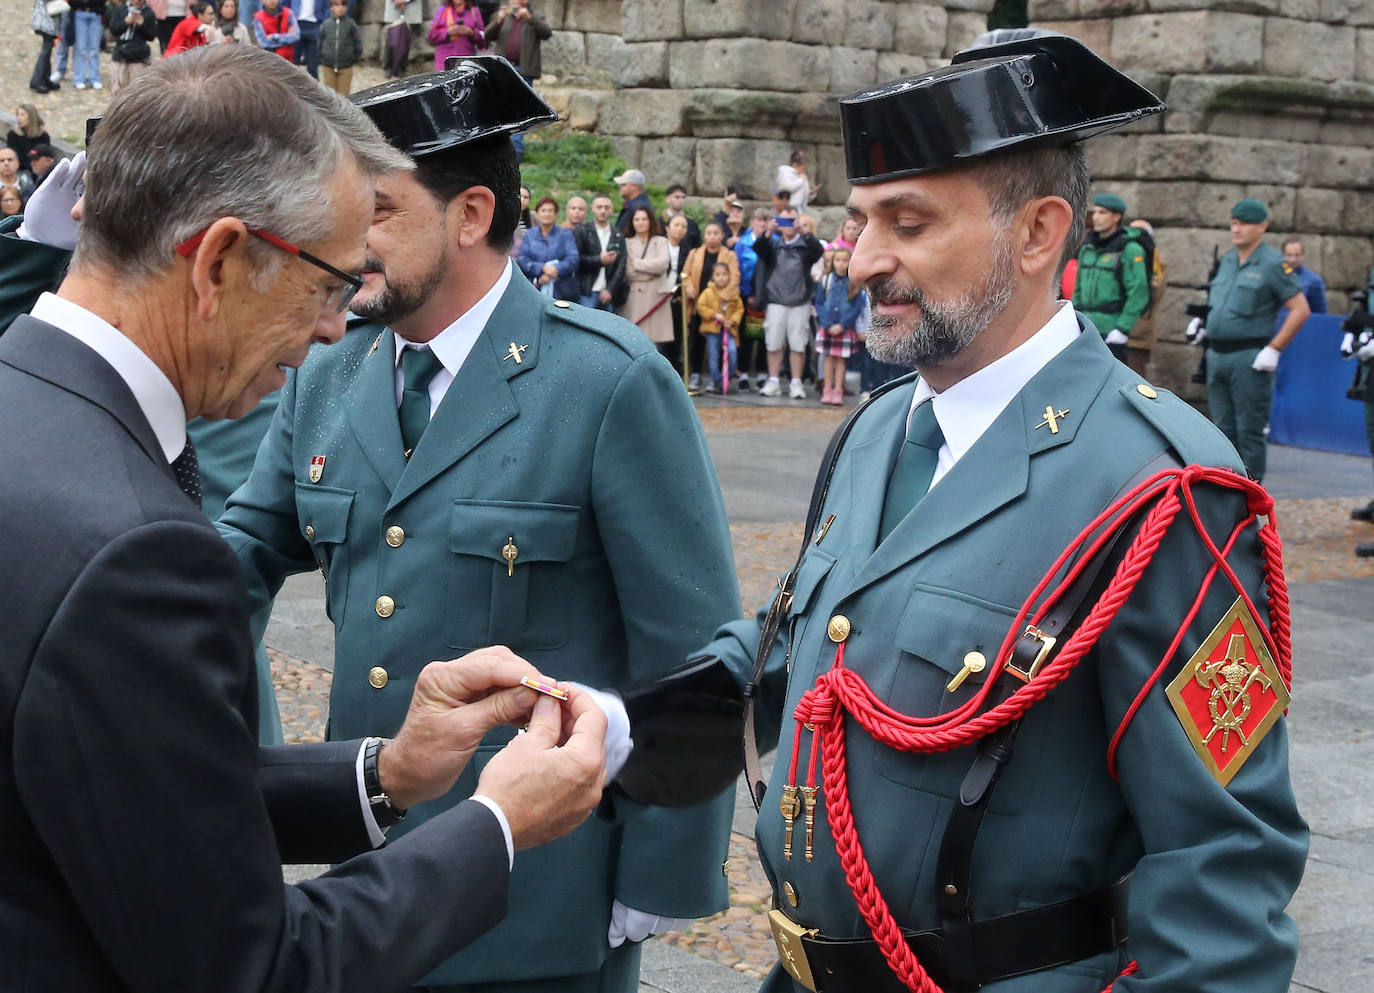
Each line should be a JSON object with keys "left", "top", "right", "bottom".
{"left": 697, "top": 261, "right": 743, "bottom": 395}
{"left": 813, "top": 248, "right": 866, "bottom": 405}
{"left": 318, "top": 0, "right": 361, "bottom": 95}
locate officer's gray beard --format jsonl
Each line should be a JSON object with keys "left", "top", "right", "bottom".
{"left": 864, "top": 230, "right": 1017, "bottom": 369}
{"left": 351, "top": 242, "right": 450, "bottom": 327}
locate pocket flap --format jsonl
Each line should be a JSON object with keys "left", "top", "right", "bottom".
{"left": 294, "top": 483, "right": 355, "bottom": 544}
{"left": 788, "top": 547, "right": 837, "bottom": 618}
{"left": 447, "top": 499, "right": 580, "bottom": 564}
{"left": 893, "top": 587, "right": 1017, "bottom": 679}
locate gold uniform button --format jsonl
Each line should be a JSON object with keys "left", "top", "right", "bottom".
{"left": 368, "top": 666, "right": 389, "bottom": 689}
{"left": 554, "top": 299, "right": 571, "bottom": 308}
{"left": 385, "top": 525, "right": 405, "bottom": 548}
{"left": 376, "top": 595, "right": 395, "bottom": 618}
{"left": 827, "top": 614, "right": 851, "bottom": 643}
{"left": 783, "top": 881, "right": 799, "bottom": 907}
{"left": 722, "top": 859, "right": 731, "bottom": 877}
{"left": 1136, "top": 384, "right": 1158, "bottom": 400}
{"left": 304, "top": 524, "right": 315, "bottom": 541}
{"left": 964, "top": 651, "right": 987, "bottom": 674}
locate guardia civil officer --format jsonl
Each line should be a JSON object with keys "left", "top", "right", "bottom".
{"left": 706, "top": 34, "right": 1306, "bottom": 993}
{"left": 218, "top": 56, "right": 740, "bottom": 993}
{"left": 1071, "top": 191, "right": 1150, "bottom": 363}
{"left": 1186, "top": 198, "right": 1309, "bottom": 482}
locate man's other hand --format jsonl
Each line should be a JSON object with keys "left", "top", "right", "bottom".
{"left": 476, "top": 687, "right": 607, "bottom": 850}
{"left": 379, "top": 647, "right": 543, "bottom": 810}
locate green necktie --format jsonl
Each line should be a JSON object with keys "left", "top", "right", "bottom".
{"left": 878, "top": 401, "right": 944, "bottom": 543}
{"left": 398, "top": 346, "right": 444, "bottom": 459}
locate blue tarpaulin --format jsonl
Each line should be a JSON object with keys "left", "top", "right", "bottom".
{"left": 1270, "top": 313, "right": 1368, "bottom": 456}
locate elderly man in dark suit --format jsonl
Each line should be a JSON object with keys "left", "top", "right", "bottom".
{"left": 0, "top": 44, "right": 607, "bottom": 993}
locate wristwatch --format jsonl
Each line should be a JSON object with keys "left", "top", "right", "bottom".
{"left": 362, "top": 737, "right": 408, "bottom": 828}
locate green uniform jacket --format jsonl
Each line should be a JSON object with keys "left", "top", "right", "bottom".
{"left": 1207, "top": 242, "right": 1302, "bottom": 343}
{"left": 218, "top": 273, "right": 740, "bottom": 986}
{"left": 0, "top": 216, "right": 70, "bottom": 335}
{"left": 1073, "top": 227, "right": 1151, "bottom": 337}
{"left": 707, "top": 320, "right": 1307, "bottom": 993}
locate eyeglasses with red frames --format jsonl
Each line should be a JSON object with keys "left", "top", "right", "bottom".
{"left": 175, "top": 225, "right": 364, "bottom": 314}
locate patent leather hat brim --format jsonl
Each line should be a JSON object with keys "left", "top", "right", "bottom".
{"left": 352, "top": 55, "right": 557, "bottom": 158}
{"left": 840, "top": 33, "right": 1165, "bottom": 184}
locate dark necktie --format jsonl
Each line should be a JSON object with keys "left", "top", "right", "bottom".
{"left": 398, "top": 346, "right": 445, "bottom": 459}
{"left": 172, "top": 437, "right": 202, "bottom": 509}
{"left": 878, "top": 401, "right": 944, "bottom": 543}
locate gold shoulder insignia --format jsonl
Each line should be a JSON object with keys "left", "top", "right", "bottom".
{"left": 1282, "top": 263, "right": 1294, "bottom": 274}
{"left": 1132, "top": 255, "right": 1144, "bottom": 263}
{"left": 1166, "top": 597, "right": 1290, "bottom": 787}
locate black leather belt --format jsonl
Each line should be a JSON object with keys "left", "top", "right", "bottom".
{"left": 1205, "top": 337, "right": 1270, "bottom": 353}
{"left": 785, "top": 875, "right": 1130, "bottom": 993}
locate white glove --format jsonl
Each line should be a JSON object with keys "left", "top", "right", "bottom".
{"left": 607, "top": 900, "right": 693, "bottom": 948}
{"left": 17, "top": 151, "right": 85, "bottom": 251}
{"left": 1251, "top": 345, "right": 1280, "bottom": 373}
{"left": 1104, "top": 328, "right": 1129, "bottom": 346}
{"left": 1341, "top": 332, "right": 1356, "bottom": 358}
{"left": 1185, "top": 317, "right": 1206, "bottom": 344}
{"left": 563, "top": 682, "right": 633, "bottom": 780}
{"left": 1358, "top": 339, "right": 1374, "bottom": 363}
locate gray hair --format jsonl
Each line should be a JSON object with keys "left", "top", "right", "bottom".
{"left": 967, "top": 143, "right": 1091, "bottom": 278}
{"left": 75, "top": 45, "right": 410, "bottom": 278}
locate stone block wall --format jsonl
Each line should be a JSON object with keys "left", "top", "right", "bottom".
{"left": 1034, "top": 0, "right": 1374, "bottom": 398}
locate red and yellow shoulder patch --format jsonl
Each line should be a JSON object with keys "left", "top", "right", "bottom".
{"left": 1166, "top": 597, "right": 1290, "bottom": 787}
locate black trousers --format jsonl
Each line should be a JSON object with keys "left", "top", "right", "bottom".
{"left": 30, "top": 34, "right": 55, "bottom": 91}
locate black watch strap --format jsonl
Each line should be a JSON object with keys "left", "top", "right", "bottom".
{"left": 363, "top": 737, "right": 407, "bottom": 828}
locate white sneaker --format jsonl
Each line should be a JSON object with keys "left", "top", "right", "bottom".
{"left": 688, "top": 373, "right": 701, "bottom": 391}
{"left": 759, "top": 378, "right": 782, "bottom": 397}
{"left": 48, "top": 71, "right": 60, "bottom": 84}
{"left": 788, "top": 380, "right": 806, "bottom": 400}
{"left": 91, "top": 80, "right": 103, "bottom": 90}
{"left": 74, "top": 81, "right": 86, "bottom": 90}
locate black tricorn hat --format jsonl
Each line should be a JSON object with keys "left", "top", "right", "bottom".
{"left": 611, "top": 655, "right": 745, "bottom": 809}
{"left": 351, "top": 55, "right": 557, "bottom": 158}
{"left": 840, "top": 33, "right": 1165, "bottom": 184}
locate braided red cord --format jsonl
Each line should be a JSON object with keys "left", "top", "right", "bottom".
{"left": 788, "top": 466, "right": 1291, "bottom": 993}
{"left": 1102, "top": 960, "right": 1140, "bottom": 991}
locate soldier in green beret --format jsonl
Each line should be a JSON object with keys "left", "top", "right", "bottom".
{"left": 1187, "top": 198, "right": 1309, "bottom": 482}
{"left": 1071, "top": 191, "right": 1151, "bottom": 363}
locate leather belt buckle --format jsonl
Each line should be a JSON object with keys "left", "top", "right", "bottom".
{"left": 769, "top": 909, "right": 820, "bottom": 991}
{"left": 1005, "top": 624, "right": 1056, "bottom": 683}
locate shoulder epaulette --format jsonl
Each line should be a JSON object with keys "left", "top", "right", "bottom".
{"left": 543, "top": 299, "right": 655, "bottom": 359}
{"left": 1120, "top": 382, "right": 1243, "bottom": 472}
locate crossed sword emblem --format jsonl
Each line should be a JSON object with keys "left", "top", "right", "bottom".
{"left": 1193, "top": 633, "right": 1272, "bottom": 753}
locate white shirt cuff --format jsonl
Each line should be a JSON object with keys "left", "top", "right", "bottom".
{"left": 355, "top": 739, "right": 387, "bottom": 849}
{"left": 471, "top": 794, "right": 515, "bottom": 869}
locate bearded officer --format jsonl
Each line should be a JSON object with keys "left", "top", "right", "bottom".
{"left": 706, "top": 34, "right": 1306, "bottom": 993}
{"left": 218, "top": 57, "right": 740, "bottom": 993}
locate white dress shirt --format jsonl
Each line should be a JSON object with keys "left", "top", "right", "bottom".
{"left": 591, "top": 223, "right": 612, "bottom": 294}
{"left": 910, "top": 301, "right": 1081, "bottom": 491}
{"left": 392, "top": 259, "right": 513, "bottom": 410}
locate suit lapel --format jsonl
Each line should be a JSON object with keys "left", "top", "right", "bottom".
{"left": 345, "top": 327, "right": 408, "bottom": 491}
{"left": 0, "top": 316, "right": 167, "bottom": 470}
{"left": 846, "top": 322, "right": 1113, "bottom": 595}
{"left": 385, "top": 276, "right": 543, "bottom": 511}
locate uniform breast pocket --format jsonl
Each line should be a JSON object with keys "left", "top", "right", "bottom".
{"left": 443, "top": 499, "right": 581, "bottom": 652}
{"left": 1228, "top": 281, "right": 1261, "bottom": 318}
{"left": 872, "top": 589, "right": 1048, "bottom": 814}
{"left": 295, "top": 483, "right": 354, "bottom": 625}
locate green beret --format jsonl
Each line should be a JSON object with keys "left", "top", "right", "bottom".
{"left": 1231, "top": 198, "right": 1269, "bottom": 223}
{"left": 1093, "top": 192, "right": 1127, "bottom": 215}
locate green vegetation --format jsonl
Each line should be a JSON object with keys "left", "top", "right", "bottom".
{"left": 520, "top": 132, "right": 644, "bottom": 201}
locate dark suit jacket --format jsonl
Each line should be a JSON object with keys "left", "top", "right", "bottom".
{"left": 0, "top": 316, "right": 509, "bottom": 993}
{"left": 573, "top": 220, "right": 627, "bottom": 300}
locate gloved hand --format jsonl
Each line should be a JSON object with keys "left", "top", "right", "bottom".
{"left": 17, "top": 151, "right": 85, "bottom": 251}
{"left": 1104, "top": 328, "right": 1129, "bottom": 347}
{"left": 607, "top": 900, "right": 693, "bottom": 948}
{"left": 1358, "top": 338, "right": 1374, "bottom": 363}
{"left": 1251, "top": 345, "right": 1281, "bottom": 373}
{"left": 563, "top": 682, "right": 633, "bottom": 780}
{"left": 1341, "top": 332, "right": 1357, "bottom": 358}
{"left": 1185, "top": 317, "right": 1206, "bottom": 344}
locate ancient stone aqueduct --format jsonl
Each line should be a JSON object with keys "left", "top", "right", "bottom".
{"left": 351, "top": 0, "right": 1373, "bottom": 395}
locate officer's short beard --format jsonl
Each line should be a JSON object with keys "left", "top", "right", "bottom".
{"left": 864, "top": 227, "right": 1017, "bottom": 369}
{"left": 351, "top": 241, "right": 450, "bottom": 327}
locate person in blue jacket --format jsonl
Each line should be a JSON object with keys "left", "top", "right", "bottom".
{"left": 812, "top": 246, "right": 866, "bottom": 405}
{"left": 518, "top": 194, "right": 579, "bottom": 301}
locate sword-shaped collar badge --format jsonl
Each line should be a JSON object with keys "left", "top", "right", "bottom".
{"left": 1035, "top": 405, "right": 1070, "bottom": 434}
{"left": 504, "top": 342, "right": 529, "bottom": 364}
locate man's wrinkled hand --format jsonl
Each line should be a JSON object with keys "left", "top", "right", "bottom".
{"left": 476, "top": 686, "right": 607, "bottom": 850}
{"left": 379, "top": 646, "right": 543, "bottom": 811}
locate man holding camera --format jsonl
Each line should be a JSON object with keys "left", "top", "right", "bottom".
{"left": 753, "top": 205, "right": 823, "bottom": 399}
